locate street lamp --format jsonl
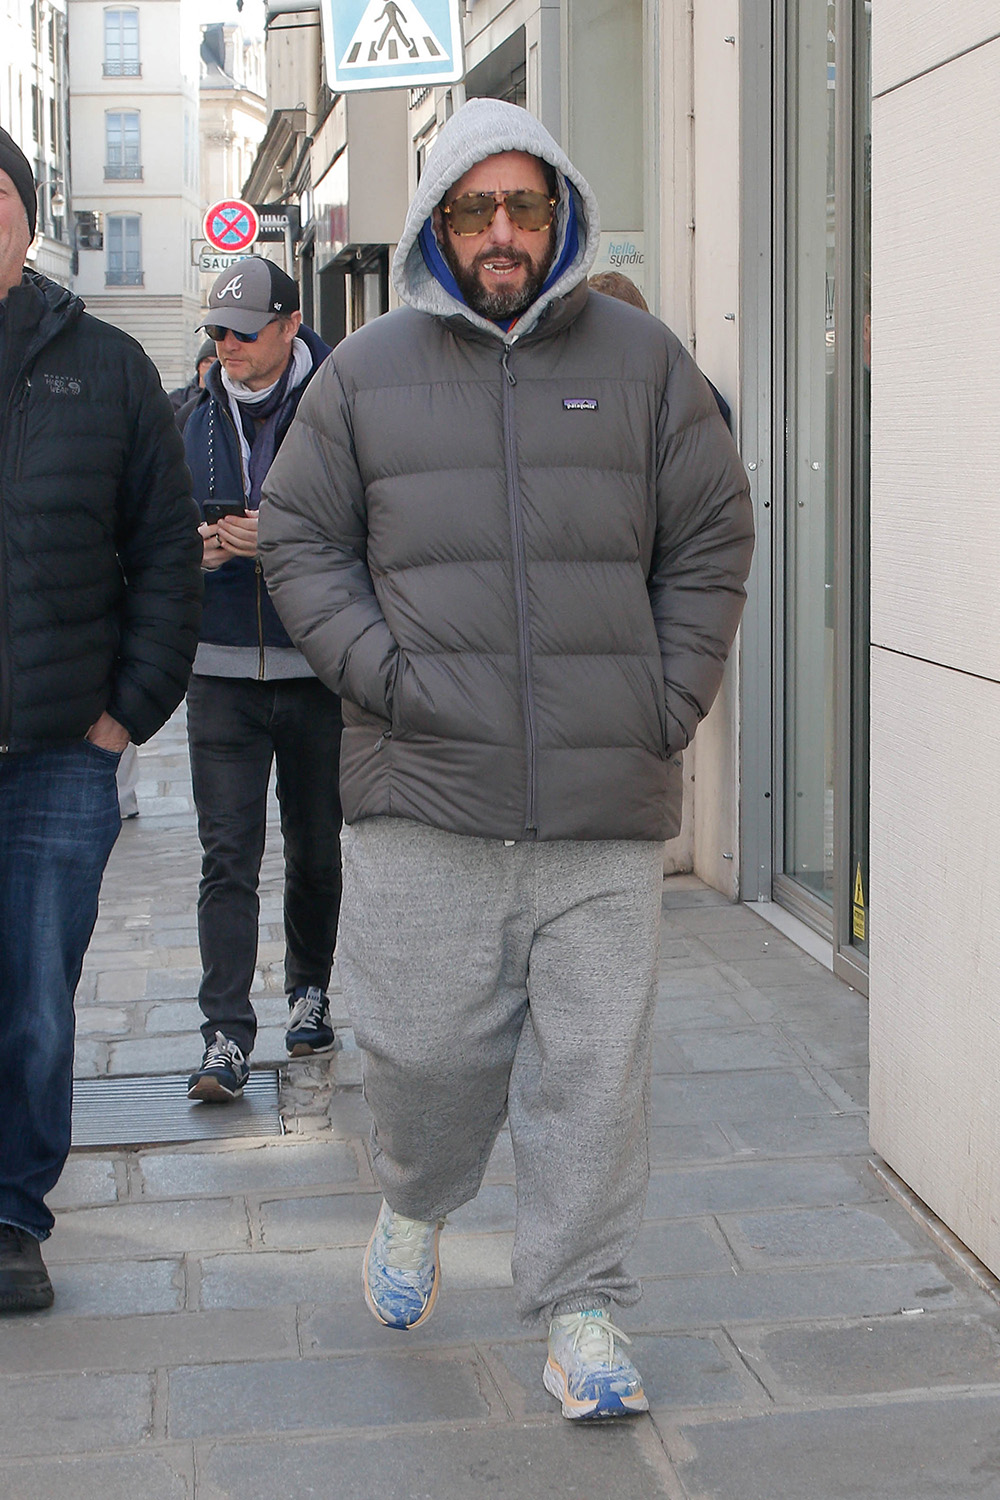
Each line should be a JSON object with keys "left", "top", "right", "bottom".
{"left": 37, "top": 175, "right": 66, "bottom": 220}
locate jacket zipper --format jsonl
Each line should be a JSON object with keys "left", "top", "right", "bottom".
{"left": 218, "top": 403, "right": 266, "bottom": 680}
{"left": 501, "top": 342, "right": 538, "bottom": 837}
{"left": 13, "top": 377, "right": 31, "bottom": 482}
{"left": 0, "top": 376, "right": 32, "bottom": 750}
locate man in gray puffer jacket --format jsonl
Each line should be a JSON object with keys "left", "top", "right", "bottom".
{"left": 260, "top": 99, "right": 753, "bottom": 1419}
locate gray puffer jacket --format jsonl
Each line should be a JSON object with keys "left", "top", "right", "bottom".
{"left": 260, "top": 99, "right": 753, "bottom": 841}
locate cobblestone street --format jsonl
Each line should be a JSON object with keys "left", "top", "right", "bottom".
{"left": 2, "top": 709, "right": 1000, "bottom": 1498}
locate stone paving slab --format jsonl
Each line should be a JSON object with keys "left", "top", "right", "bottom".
{"left": 197, "top": 1245, "right": 361, "bottom": 1309}
{"left": 31, "top": 1257, "right": 185, "bottom": 1317}
{"left": 136, "top": 1140, "right": 359, "bottom": 1198}
{"left": 633, "top": 1261, "right": 965, "bottom": 1331}
{"left": 644, "top": 1158, "right": 874, "bottom": 1218}
{"left": 258, "top": 1188, "right": 384, "bottom": 1248}
{"left": 194, "top": 1423, "right": 678, "bottom": 1500}
{"left": 0, "top": 1451, "right": 193, "bottom": 1500}
{"left": 737, "top": 1310, "right": 1000, "bottom": 1401}
{"left": 712, "top": 1111, "right": 870, "bottom": 1160}
{"left": 631, "top": 1219, "right": 736, "bottom": 1278}
{"left": 167, "top": 1349, "right": 499, "bottom": 1439}
{"left": 45, "top": 1198, "right": 252, "bottom": 1260}
{"left": 721, "top": 1204, "right": 922, "bottom": 1269}
{"left": 0, "top": 1370, "right": 154, "bottom": 1457}
{"left": 665, "top": 1023, "right": 807, "bottom": 1073}
{"left": 669, "top": 1394, "right": 1000, "bottom": 1499}
{"left": 0, "top": 1307, "right": 300, "bottom": 1375}
{"left": 649, "top": 1068, "right": 837, "bottom": 1124}
{"left": 46, "top": 1155, "right": 119, "bottom": 1209}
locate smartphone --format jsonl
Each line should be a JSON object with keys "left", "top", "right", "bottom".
{"left": 203, "top": 501, "right": 246, "bottom": 524}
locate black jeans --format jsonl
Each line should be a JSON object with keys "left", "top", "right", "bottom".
{"left": 186, "top": 675, "right": 343, "bottom": 1054}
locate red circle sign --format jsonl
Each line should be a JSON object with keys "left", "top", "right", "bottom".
{"left": 203, "top": 200, "right": 260, "bottom": 253}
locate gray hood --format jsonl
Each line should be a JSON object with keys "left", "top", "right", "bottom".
{"left": 391, "top": 97, "right": 601, "bottom": 341}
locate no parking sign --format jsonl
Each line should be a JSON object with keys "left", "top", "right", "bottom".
{"left": 202, "top": 200, "right": 260, "bottom": 255}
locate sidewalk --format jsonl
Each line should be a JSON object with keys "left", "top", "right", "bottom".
{"left": 3, "top": 709, "right": 1000, "bottom": 1499}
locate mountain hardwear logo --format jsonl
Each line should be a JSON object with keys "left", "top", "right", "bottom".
{"left": 217, "top": 274, "right": 244, "bottom": 300}
{"left": 43, "top": 373, "right": 82, "bottom": 396}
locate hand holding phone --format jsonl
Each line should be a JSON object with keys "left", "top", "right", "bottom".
{"left": 203, "top": 501, "right": 246, "bottom": 524}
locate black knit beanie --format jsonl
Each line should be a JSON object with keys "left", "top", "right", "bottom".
{"left": 0, "top": 128, "right": 37, "bottom": 239}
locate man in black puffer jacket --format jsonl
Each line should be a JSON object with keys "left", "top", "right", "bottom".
{"left": 0, "top": 130, "right": 203, "bottom": 1313}
{"left": 182, "top": 258, "right": 343, "bottom": 1105}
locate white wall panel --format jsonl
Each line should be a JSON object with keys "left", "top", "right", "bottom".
{"left": 870, "top": 39, "right": 1000, "bottom": 678}
{"left": 869, "top": 648, "right": 1000, "bottom": 1275}
{"left": 873, "top": 0, "right": 1000, "bottom": 97}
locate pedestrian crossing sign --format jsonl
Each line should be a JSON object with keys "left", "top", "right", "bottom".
{"left": 323, "top": 0, "right": 464, "bottom": 92}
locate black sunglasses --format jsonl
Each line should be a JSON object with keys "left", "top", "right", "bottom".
{"left": 204, "top": 319, "right": 275, "bottom": 344}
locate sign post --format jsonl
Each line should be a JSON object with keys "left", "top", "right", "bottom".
{"left": 321, "top": 0, "right": 464, "bottom": 92}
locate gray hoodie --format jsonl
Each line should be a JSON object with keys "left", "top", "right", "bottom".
{"left": 260, "top": 100, "right": 754, "bottom": 842}
{"left": 391, "top": 96, "right": 601, "bottom": 340}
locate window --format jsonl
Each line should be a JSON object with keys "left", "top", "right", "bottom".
{"left": 104, "top": 10, "right": 140, "bottom": 76}
{"left": 105, "top": 111, "right": 141, "bottom": 179}
{"left": 106, "top": 214, "right": 142, "bottom": 285}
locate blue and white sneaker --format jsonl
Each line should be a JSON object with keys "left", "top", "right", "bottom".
{"left": 187, "top": 1032, "right": 250, "bottom": 1102}
{"left": 285, "top": 985, "right": 336, "bottom": 1056}
{"left": 363, "top": 1200, "right": 443, "bottom": 1330}
{"left": 543, "top": 1308, "right": 649, "bottom": 1419}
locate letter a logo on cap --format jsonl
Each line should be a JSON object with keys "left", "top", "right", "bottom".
{"left": 218, "top": 274, "right": 244, "bottom": 300}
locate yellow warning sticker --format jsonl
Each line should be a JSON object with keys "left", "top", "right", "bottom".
{"left": 852, "top": 864, "right": 866, "bottom": 942}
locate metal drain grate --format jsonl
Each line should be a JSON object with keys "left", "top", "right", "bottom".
{"left": 71, "top": 1071, "right": 283, "bottom": 1149}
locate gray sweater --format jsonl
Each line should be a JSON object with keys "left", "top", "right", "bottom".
{"left": 259, "top": 99, "right": 753, "bottom": 841}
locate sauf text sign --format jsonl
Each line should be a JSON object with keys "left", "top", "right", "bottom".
{"left": 321, "top": 0, "right": 464, "bottom": 91}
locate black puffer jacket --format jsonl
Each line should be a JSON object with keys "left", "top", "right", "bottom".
{"left": 0, "top": 271, "right": 203, "bottom": 751}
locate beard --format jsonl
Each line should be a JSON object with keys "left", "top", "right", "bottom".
{"left": 441, "top": 235, "right": 556, "bottom": 319}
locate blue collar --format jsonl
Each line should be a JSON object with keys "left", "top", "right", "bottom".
{"left": 418, "top": 187, "right": 581, "bottom": 332}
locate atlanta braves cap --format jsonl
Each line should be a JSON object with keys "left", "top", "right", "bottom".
{"left": 197, "top": 256, "right": 299, "bottom": 335}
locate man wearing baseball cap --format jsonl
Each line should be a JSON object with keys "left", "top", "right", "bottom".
{"left": 182, "top": 256, "right": 344, "bottom": 1101}
{"left": 0, "top": 128, "right": 202, "bottom": 1311}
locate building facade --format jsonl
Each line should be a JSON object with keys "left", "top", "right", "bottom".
{"left": 2, "top": 0, "right": 73, "bottom": 284}
{"left": 67, "top": 0, "right": 204, "bottom": 387}
{"left": 868, "top": 4, "right": 1000, "bottom": 1283}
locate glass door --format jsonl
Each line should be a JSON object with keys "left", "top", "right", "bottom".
{"left": 779, "top": 0, "right": 838, "bottom": 916}
{"left": 740, "top": 0, "right": 871, "bottom": 986}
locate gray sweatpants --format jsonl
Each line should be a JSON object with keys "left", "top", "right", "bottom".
{"left": 337, "top": 817, "right": 664, "bottom": 1324}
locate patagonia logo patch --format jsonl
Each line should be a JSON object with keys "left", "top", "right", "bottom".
{"left": 42, "top": 373, "right": 82, "bottom": 396}
{"left": 563, "top": 397, "right": 598, "bottom": 411}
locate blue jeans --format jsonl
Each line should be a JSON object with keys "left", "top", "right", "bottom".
{"left": 0, "top": 742, "right": 122, "bottom": 1238}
